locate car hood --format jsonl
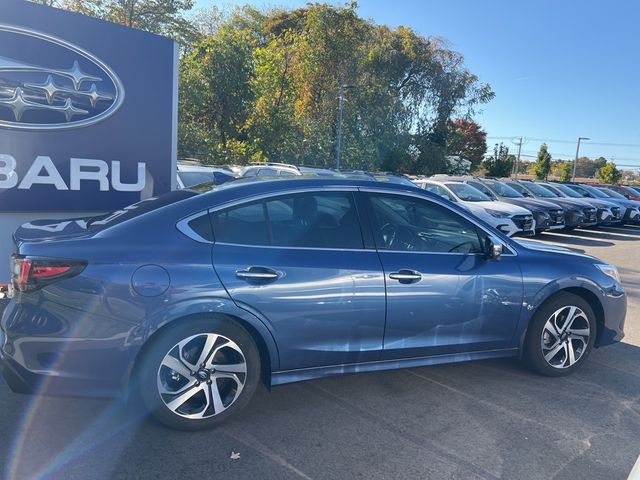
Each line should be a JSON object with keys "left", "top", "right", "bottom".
{"left": 471, "top": 201, "right": 531, "bottom": 215}
{"left": 535, "top": 197, "right": 592, "bottom": 210}
{"left": 497, "top": 197, "right": 561, "bottom": 212}
{"left": 514, "top": 239, "right": 597, "bottom": 260}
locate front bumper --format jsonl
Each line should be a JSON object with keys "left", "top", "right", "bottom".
{"left": 596, "top": 286, "right": 627, "bottom": 347}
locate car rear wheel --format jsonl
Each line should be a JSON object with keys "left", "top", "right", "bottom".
{"left": 523, "top": 292, "right": 596, "bottom": 376}
{"left": 137, "top": 317, "right": 261, "bottom": 430}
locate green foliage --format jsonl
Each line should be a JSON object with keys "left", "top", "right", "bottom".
{"left": 482, "top": 143, "right": 513, "bottom": 178}
{"left": 558, "top": 162, "right": 573, "bottom": 182}
{"left": 47, "top": 1, "right": 495, "bottom": 172}
{"left": 534, "top": 143, "right": 552, "bottom": 180}
{"left": 180, "top": 4, "right": 494, "bottom": 172}
{"left": 596, "top": 162, "right": 622, "bottom": 184}
{"left": 58, "top": 0, "right": 197, "bottom": 42}
{"left": 574, "top": 156, "right": 607, "bottom": 178}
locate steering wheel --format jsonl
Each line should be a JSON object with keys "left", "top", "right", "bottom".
{"left": 381, "top": 223, "right": 397, "bottom": 248}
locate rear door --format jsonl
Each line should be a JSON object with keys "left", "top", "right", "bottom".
{"left": 210, "top": 189, "right": 386, "bottom": 370}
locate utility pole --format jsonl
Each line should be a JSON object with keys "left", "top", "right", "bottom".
{"left": 514, "top": 137, "right": 523, "bottom": 178}
{"left": 572, "top": 137, "right": 590, "bottom": 181}
{"left": 335, "top": 84, "right": 355, "bottom": 170}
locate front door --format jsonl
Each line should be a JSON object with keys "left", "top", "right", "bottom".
{"left": 363, "top": 191, "right": 523, "bottom": 359}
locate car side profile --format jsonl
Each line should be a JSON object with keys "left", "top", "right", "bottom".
{"left": 0, "top": 178, "right": 626, "bottom": 430}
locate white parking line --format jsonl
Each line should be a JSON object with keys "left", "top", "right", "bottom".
{"left": 627, "top": 454, "right": 640, "bottom": 480}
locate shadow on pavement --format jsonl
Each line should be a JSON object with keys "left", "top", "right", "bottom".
{"left": 2, "top": 341, "right": 640, "bottom": 480}
{"left": 534, "top": 232, "right": 612, "bottom": 248}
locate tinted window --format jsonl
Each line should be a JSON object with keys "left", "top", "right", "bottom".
{"left": 179, "top": 171, "right": 215, "bottom": 188}
{"left": 482, "top": 180, "right": 523, "bottom": 198}
{"left": 446, "top": 182, "right": 491, "bottom": 202}
{"left": 211, "top": 192, "right": 363, "bottom": 249}
{"left": 213, "top": 171, "right": 234, "bottom": 184}
{"left": 368, "top": 194, "right": 482, "bottom": 253}
{"left": 211, "top": 201, "right": 269, "bottom": 245}
{"left": 266, "top": 192, "right": 363, "bottom": 249}
{"left": 278, "top": 170, "right": 297, "bottom": 176}
{"left": 257, "top": 168, "right": 277, "bottom": 176}
{"left": 552, "top": 184, "right": 583, "bottom": 198}
{"left": 467, "top": 181, "right": 496, "bottom": 199}
{"left": 524, "top": 182, "right": 559, "bottom": 198}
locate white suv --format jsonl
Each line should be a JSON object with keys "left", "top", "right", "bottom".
{"left": 414, "top": 179, "right": 535, "bottom": 237}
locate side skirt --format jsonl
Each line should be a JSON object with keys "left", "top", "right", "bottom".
{"left": 271, "top": 348, "right": 519, "bottom": 386}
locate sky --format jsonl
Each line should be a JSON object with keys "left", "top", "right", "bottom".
{"left": 194, "top": 0, "right": 640, "bottom": 169}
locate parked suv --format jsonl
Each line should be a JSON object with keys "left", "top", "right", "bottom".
{"left": 177, "top": 162, "right": 236, "bottom": 189}
{"left": 241, "top": 162, "right": 340, "bottom": 178}
{"left": 562, "top": 184, "right": 626, "bottom": 224}
{"left": 601, "top": 185, "right": 640, "bottom": 201}
{"left": 414, "top": 179, "right": 535, "bottom": 236}
{"left": 438, "top": 177, "right": 565, "bottom": 233}
{"left": 1, "top": 178, "right": 626, "bottom": 430}
{"left": 504, "top": 180, "right": 597, "bottom": 229}
{"left": 593, "top": 187, "right": 640, "bottom": 224}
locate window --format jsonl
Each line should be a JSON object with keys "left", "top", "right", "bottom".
{"left": 423, "top": 183, "right": 453, "bottom": 201}
{"left": 211, "top": 201, "right": 269, "bottom": 245}
{"left": 446, "top": 182, "right": 491, "bottom": 202}
{"left": 257, "top": 168, "right": 277, "bottom": 176}
{"left": 211, "top": 191, "right": 364, "bottom": 249}
{"left": 368, "top": 194, "right": 483, "bottom": 254}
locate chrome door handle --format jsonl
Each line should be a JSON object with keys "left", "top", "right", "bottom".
{"left": 235, "top": 267, "right": 279, "bottom": 280}
{"left": 389, "top": 270, "right": 422, "bottom": 283}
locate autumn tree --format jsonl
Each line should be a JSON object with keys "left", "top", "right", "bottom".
{"left": 446, "top": 118, "right": 487, "bottom": 170}
{"left": 534, "top": 143, "right": 552, "bottom": 180}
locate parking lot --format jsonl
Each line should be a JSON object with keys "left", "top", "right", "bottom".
{"left": 1, "top": 225, "right": 639, "bottom": 480}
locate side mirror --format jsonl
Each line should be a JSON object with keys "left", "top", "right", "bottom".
{"left": 484, "top": 235, "right": 503, "bottom": 260}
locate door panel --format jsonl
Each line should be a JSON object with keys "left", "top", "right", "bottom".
{"left": 210, "top": 190, "right": 386, "bottom": 370}
{"left": 363, "top": 192, "right": 523, "bottom": 359}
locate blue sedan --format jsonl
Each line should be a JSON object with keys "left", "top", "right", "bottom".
{"left": 0, "top": 178, "right": 626, "bottom": 429}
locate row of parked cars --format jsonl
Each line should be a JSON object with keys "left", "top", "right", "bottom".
{"left": 176, "top": 160, "right": 640, "bottom": 238}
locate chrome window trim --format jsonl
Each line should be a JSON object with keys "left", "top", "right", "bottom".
{"left": 214, "top": 242, "right": 371, "bottom": 253}
{"left": 176, "top": 211, "right": 212, "bottom": 244}
{"left": 358, "top": 187, "right": 518, "bottom": 257}
{"left": 207, "top": 186, "right": 360, "bottom": 213}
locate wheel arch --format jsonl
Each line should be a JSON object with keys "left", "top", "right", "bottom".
{"left": 129, "top": 311, "right": 278, "bottom": 391}
{"left": 519, "top": 285, "right": 606, "bottom": 354}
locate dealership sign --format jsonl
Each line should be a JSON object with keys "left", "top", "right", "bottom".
{"left": 0, "top": 0, "right": 177, "bottom": 211}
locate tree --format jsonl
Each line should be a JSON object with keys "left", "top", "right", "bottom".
{"left": 597, "top": 162, "right": 622, "bottom": 184}
{"left": 446, "top": 118, "right": 487, "bottom": 170}
{"left": 574, "top": 156, "right": 607, "bottom": 178}
{"left": 534, "top": 143, "right": 552, "bottom": 180}
{"left": 481, "top": 143, "right": 513, "bottom": 178}
{"left": 55, "top": 0, "right": 197, "bottom": 42}
{"left": 557, "top": 162, "right": 573, "bottom": 182}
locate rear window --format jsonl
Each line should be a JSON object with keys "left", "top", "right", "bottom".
{"left": 179, "top": 171, "right": 215, "bottom": 188}
{"left": 87, "top": 191, "right": 197, "bottom": 230}
{"left": 210, "top": 191, "right": 363, "bottom": 249}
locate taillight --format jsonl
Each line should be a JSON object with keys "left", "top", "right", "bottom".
{"left": 11, "top": 257, "right": 86, "bottom": 292}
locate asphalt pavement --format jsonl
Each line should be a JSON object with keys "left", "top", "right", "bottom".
{"left": 1, "top": 225, "right": 640, "bottom": 480}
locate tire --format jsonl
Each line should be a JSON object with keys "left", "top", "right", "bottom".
{"left": 136, "top": 316, "right": 261, "bottom": 430}
{"left": 523, "top": 292, "right": 596, "bottom": 377}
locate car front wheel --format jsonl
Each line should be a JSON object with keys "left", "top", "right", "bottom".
{"left": 137, "top": 317, "right": 261, "bottom": 430}
{"left": 523, "top": 292, "right": 596, "bottom": 376}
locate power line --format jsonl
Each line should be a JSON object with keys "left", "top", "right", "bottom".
{"left": 487, "top": 136, "right": 640, "bottom": 148}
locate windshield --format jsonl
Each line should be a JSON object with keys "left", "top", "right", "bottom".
{"left": 446, "top": 182, "right": 491, "bottom": 202}
{"left": 582, "top": 185, "right": 609, "bottom": 198}
{"left": 523, "top": 182, "right": 559, "bottom": 198}
{"left": 598, "top": 188, "right": 626, "bottom": 199}
{"left": 552, "top": 183, "right": 583, "bottom": 198}
{"left": 179, "top": 171, "right": 215, "bottom": 187}
{"left": 482, "top": 180, "right": 523, "bottom": 198}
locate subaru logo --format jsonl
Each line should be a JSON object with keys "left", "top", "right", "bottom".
{"left": 0, "top": 24, "right": 124, "bottom": 130}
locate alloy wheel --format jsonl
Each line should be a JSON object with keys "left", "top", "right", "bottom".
{"left": 540, "top": 305, "right": 590, "bottom": 369}
{"left": 156, "top": 333, "right": 247, "bottom": 419}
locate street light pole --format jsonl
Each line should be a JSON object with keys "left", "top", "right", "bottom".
{"left": 572, "top": 137, "right": 590, "bottom": 181}
{"left": 335, "top": 84, "right": 355, "bottom": 171}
